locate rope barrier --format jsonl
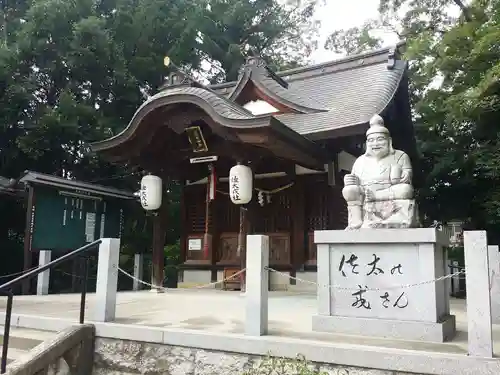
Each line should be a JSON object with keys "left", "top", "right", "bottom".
{"left": 117, "top": 267, "right": 246, "bottom": 292}
{"left": 116, "top": 265, "right": 492, "bottom": 294}
{"left": 0, "top": 266, "right": 39, "bottom": 279}
{"left": 265, "top": 266, "right": 468, "bottom": 292}
{"left": 4, "top": 261, "right": 494, "bottom": 294}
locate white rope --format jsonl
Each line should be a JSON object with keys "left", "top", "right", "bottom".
{"left": 0, "top": 266, "right": 39, "bottom": 279}
{"left": 118, "top": 267, "right": 246, "bottom": 291}
{"left": 118, "top": 265, "right": 496, "bottom": 293}
{"left": 265, "top": 267, "right": 466, "bottom": 292}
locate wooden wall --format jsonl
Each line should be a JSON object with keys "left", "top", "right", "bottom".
{"left": 181, "top": 173, "right": 347, "bottom": 271}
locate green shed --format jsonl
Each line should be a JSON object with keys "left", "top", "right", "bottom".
{"left": 18, "top": 171, "right": 136, "bottom": 290}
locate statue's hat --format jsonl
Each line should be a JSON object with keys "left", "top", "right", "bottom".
{"left": 366, "top": 114, "right": 390, "bottom": 136}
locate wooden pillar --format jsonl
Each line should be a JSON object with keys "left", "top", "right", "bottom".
{"left": 179, "top": 185, "right": 187, "bottom": 263}
{"left": 210, "top": 192, "right": 220, "bottom": 282}
{"left": 151, "top": 200, "right": 167, "bottom": 291}
{"left": 232, "top": 159, "right": 253, "bottom": 292}
{"left": 291, "top": 177, "right": 305, "bottom": 279}
{"left": 238, "top": 206, "right": 248, "bottom": 291}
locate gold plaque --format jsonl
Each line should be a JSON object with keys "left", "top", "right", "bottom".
{"left": 185, "top": 126, "right": 208, "bottom": 153}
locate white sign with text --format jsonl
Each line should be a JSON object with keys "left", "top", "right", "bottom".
{"left": 329, "top": 243, "right": 432, "bottom": 322}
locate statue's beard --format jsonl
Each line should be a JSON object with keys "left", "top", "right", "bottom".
{"left": 366, "top": 148, "right": 389, "bottom": 159}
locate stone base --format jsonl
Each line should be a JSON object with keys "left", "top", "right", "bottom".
{"left": 312, "top": 314, "right": 456, "bottom": 343}
{"left": 149, "top": 287, "right": 164, "bottom": 293}
{"left": 362, "top": 199, "right": 418, "bottom": 229}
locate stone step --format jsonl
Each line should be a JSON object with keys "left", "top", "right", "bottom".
{"left": 0, "top": 326, "right": 56, "bottom": 368}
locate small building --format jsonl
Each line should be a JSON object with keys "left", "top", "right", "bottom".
{"left": 91, "top": 45, "right": 417, "bottom": 291}
{"left": 18, "top": 171, "right": 136, "bottom": 293}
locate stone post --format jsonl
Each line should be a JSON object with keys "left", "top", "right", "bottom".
{"left": 133, "top": 253, "right": 144, "bottom": 291}
{"left": 463, "top": 231, "right": 493, "bottom": 357}
{"left": 36, "top": 250, "right": 51, "bottom": 295}
{"left": 488, "top": 245, "right": 500, "bottom": 324}
{"left": 451, "top": 260, "right": 461, "bottom": 296}
{"left": 316, "top": 243, "right": 331, "bottom": 315}
{"left": 245, "top": 234, "right": 269, "bottom": 336}
{"left": 93, "top": 238, "right": 120, "bottom": 322}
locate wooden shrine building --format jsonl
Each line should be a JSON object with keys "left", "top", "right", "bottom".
{"left": 91, "top": 44, "right": 417, "bottom": 291}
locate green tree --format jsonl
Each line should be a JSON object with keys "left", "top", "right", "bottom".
{"left": 325, "top": 0, "right": 500, "bottom": 234}
{"left": 0, "top": 0, "right": 321, "bottom": 264}
{"left": 196, "top": 0, "right": 322, "bottom": 81}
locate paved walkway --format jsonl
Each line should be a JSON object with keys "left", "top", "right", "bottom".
{"left": 1, "top": 290, "right": 499, "bottom": 355}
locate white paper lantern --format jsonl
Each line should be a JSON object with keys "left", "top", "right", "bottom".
{"left": 140, "top": 175, "right": 162, "bottom": 210}
{"left": 229, "top": 164, "right": 252, "bottom": 204}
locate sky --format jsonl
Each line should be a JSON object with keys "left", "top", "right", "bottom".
{"left": 308, "top": 0, "right": 399, "bottom": 63}
{"left": 197, "top": 0, "right": 397, "bottom": 81}
{"left": 245, "top": 0, "right": 397, "bottom": 115}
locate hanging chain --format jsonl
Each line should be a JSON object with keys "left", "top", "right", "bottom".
{"left": 117, "top": 267, "right": 246, "bottom": 291}
{"left": 265, "top": 266, "right": 468, "bottom": 292}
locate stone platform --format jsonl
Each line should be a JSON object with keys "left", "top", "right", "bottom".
{"left": 1, "top": 291, "right": 500, "bottom": 375}
{"left": 313, "top": 228, "right": 455, "bottom": 342}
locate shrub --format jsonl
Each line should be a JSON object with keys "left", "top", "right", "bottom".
{"left": 243, "top": 354, "right": 329, "bottom": 375}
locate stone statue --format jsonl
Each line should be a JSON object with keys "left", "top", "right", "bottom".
{"left": 342, "top": 114, "right": 419, "bottom": 229}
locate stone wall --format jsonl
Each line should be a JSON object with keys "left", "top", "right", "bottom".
{"left": 93, "top": 338, "right": 425, "bottom": 375}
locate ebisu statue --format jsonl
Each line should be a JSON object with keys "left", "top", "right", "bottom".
{"left": 342, "top": 114, "right": 419, "bottom": 229}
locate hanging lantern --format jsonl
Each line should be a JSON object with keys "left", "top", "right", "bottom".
{"left": 140, "top": 175, "right": 162, "bottom": 210}
{"left": 229, "top": 164, "right": 252, "bottom": 204}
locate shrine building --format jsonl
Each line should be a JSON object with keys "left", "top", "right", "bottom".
{"left": 90, "top": 44, "right": 417, "bottom": 291}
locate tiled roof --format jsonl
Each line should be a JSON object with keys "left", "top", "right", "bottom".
{"left": 143, "top": 86, "right": 256, "bottom": 120}
{"left": 91, "top": 84, "right": 329, "bottom": 168}
{"left": 276, "top": 60, "right": 406, "bottom": 138}
{"left": 212, "top": 46, "right": 408, "bottom": 139}
{"left": 91, "top": 45, "right": 410, "bottom": 160}
{"left": 227, "top": 60, "right": 327, "bottom": 113}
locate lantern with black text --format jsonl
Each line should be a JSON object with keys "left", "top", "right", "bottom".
{"left": 140, "top": 175, "right": 162, "bottom": 210}
{"left": 229, "top": 164, "right": 252, "bottom": 204}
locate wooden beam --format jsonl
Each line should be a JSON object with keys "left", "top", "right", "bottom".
{"left": 210, "top": 174, "right": 221, "bottom": 282}
{"left": 179, "top": 186, "right": 187, "bottom": 264}
{"left": 238, "top": 205, "right": 249, "bottom": 292}
{"left": 291, "top": 177, "right": 306, "bottom": 280}
{"left": 151, "top": 190, "right": 169, "bottom": 291}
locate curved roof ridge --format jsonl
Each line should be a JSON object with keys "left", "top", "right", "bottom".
{"left": 91, "top": 86, "right": 278, "bottom": 152}
{"left": 277, "top": 42, "right": 405, "bottom": 78}
{"left": 226, "top": 57, "right": 328, "bottom": 113}
{"left": 210, "top": 42, "right": 405, "bottom": 90}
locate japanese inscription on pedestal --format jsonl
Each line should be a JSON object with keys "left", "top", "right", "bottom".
{"left": 339, "top": 252, "right": 409, "bottom": 310}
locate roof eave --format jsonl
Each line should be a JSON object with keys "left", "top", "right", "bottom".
{"left": 90, "top": 90, "right": 268, "bottom": 153}
{"left": 92, "top": 87, "right": 327, "bottom": 169}
{"left": 252, "top": 79, "right": 327, "bottom": 114}
{"left": 269, "top": 117, "right": 329, "bottom": 166}
{"left": 19, "top": 171, "right": 136, "bottom": 199}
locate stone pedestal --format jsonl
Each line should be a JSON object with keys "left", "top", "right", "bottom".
{"left": 362, "top": 199, "right": 418, "bottom": 228}
{"left": 312, "top": 228, "right": 456, "bottom": 342}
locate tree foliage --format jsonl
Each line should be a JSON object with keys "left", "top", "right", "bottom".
{"left": 0, "top": 0, "right": 321, "bottom": 263}
{"left": 326, "top": 0, "right": 500, "bottom": 233}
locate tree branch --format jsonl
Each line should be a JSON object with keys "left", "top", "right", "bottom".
{"left": 451, "top": 0, "right": 472, "bottom": 22}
